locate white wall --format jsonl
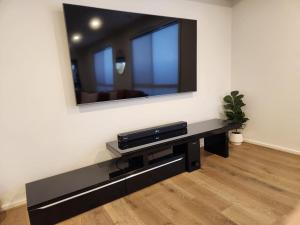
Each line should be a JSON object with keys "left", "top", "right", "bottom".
{"left": 189, "top": 0, "right": 233, "bottom": 7}
{"left": 0, "top": 0, "right": 232, "bottom": 209}
{"left": 232, "top": 0, "right": 300, "bottom": 154}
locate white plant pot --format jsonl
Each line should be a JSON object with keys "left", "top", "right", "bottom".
{"left": 230, "top": 132, "right": 244, "bottom": 145}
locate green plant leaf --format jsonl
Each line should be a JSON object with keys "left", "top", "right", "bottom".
{"left": 225, "top": 111, "right": 234, "bottom": 120}
{"left": 242, "top": 118, "right": 249, "bottom": 123}
{"left": 224, "top": 95, "right": 233, "bottom": 103}
{"left": 236, "top": 94, "right": 244, "bottom": 100}
{"left": 235, "top": 99, "right": 245, "bottom": 107}
{"left": 231, "top": 91, "right": 239, "bottom": 97}
{"left": 224, "top": 103, "right": 233, "bottom": 110}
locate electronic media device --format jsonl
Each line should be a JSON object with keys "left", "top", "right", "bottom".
{"left": 63, "top": 4, "right": 197, "bottom": 104}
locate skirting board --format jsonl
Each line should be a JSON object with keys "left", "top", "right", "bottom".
{"left": 0, "top": 199, "right": 26, "bottom": 212}
{"left": 244, "top": 138, "right": 300, "bottom": 156}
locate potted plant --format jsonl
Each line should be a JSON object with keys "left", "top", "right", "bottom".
{"left": 223, "top": 90, "right": 249, "bottom": 145}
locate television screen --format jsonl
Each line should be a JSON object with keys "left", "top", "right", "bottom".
{"left": 63, "top": 4, "right": 197, "bottom": 104}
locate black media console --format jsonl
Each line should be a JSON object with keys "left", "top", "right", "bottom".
{"left": 26, "top": 119, "right": 239, "bottom": 225}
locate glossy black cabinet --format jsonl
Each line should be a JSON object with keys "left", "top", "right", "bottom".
{"left": 28, "top": 180, "right": 126, "bottom": 225}
{"left": 26, "top": 119, "right": 239, "bottom": 225}
{"left": 126, "top": 155, "right": 185, "bottom": 194}
{"left": 27, "top": 160, "right": 128, "bottom": 225}
{"left": 27, "top": 155, "right": 186, "bottom": 225}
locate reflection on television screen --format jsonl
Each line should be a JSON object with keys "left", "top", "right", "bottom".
{"left": 63, "top": 4, "right": 197, "bottom": 104}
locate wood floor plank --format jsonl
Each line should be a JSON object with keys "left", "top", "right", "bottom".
{"left": 141, "top": 184, "right": 204, "bottom": 225}
{"left": 155, "top": 181, "right": 238, "bottom": 225}
{"left": 222, "top": 205, "right": 274, "bottom": 225}
{"left": 103, "top": 198, "right": 146, "bottom": 225}
{"left": 1, "top": 143, "right": 300, "bottom": 225}
{"left": 205, "top": 155, "right": 300, "bottom": 202}
{"left": 171, "top": 174, "right": 231, "bottom": 211}
{"left": 230, "top": 144, "right": 300, "bottom": 177}
{"left": 230, "top": 152, "right": 300, "bottom": 183}
{"left": 184, "top": 169, "right": 284, "bottom": 221}
{"left": 123, "top": 190, "right": 176, "bottom": 225}
{"left": 207, "top": 153, "right": 300, "bottom": 197}
{"left": 0, "top": 205, "right": 30, "bottom": 225}
{"left": 202, "top": 162, "right": 295, "bottom": 218}
{"left": 236, "top": 143, "right": 300, "bottom": 167}
{"left": 80, "top": 207, "right": 115, "bottom": 225}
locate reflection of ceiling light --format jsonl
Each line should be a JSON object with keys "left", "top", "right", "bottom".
{"left": 71, "top": 33, "right": 82, "bottom": 43}
{"left": 89, "top": 17, "right": 102, "bottom": 30}
{"left": 116, "top": 57, "right": 126, "bottom": 75}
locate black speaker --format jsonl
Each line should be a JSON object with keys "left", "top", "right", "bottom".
{"left": 118, "top": 121, "right": 187, "bottom": 143}
{"left": 118, "top": 128, "right": 187, "bottom": 149}
{"left": 186, "top": 140, "right": 200, "bottom": 172}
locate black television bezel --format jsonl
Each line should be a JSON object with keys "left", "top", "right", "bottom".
{"left": 62, "top": 3, "right": 197, "bottom": 105}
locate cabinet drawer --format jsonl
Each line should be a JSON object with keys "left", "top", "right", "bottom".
{"left": 28, "top": 156, "right": 185, "bottom": 225}
{"left": 28, "top": 180, "right": 126, "bottom": 225}
{"left": 126, "top": 155, "right": 185, "bottom": 194}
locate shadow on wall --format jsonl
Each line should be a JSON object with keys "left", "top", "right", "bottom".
{"left": 51, "top": 8, "right": 77, "bottom": 114}
{"left": 77, "top": 92, "right": 194, "bottom": 113}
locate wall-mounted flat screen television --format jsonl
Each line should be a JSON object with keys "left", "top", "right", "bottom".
{"left": 63, "top": 4, "right": 197, "bottom": 104}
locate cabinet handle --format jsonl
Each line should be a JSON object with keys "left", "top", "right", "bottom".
{"left": 36, "top": 157, "right": 183, "bottom": 210}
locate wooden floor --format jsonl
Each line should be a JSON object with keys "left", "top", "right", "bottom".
{"left": 1, "top": 143, "right": 300, "bottom": 225}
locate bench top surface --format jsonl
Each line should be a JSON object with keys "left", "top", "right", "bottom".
{"left": 107, "top": 119, "right": 239, "bottom": 156}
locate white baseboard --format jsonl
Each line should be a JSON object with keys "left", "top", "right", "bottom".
{"left": 0, "top": 199, "right": 26, "bottom": 212}
{"left": 244, "top": 138, "right": 300, "bottom": 156}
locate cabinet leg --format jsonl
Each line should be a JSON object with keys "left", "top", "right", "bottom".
{"left": 204, "top": 132, "right": 229, "bottom": 158}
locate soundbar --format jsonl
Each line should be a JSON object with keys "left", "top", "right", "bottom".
{"left": 118, "top": 121, "right": 187, "bottom": 143}
{"left": 118, "top": 128, "right": 188, "bottom": 150}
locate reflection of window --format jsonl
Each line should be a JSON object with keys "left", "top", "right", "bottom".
{"left": 132, "top": 23, "right": 179, "bottom": 95}
{"left": 71, "top": 60, "right": 81, "bottom": 90}
{"left": 94, "top": 47, "right": 113, "bottom": 91}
